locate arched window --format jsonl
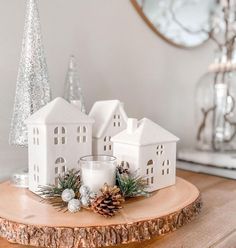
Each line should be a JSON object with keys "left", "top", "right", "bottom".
{"left": 120, "top": 161, "right": 130, "bottom": 171}
{"left": 156, "top": 145, "right": 164, "bottom": 155}
{"left": 54, "top": 127, "right": 66, "bottom": 145}
{"left": 55, "top": 157, "right": 66, "bottom": 185}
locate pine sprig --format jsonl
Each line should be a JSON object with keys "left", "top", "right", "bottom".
{"left": 116, "top": 171, "right": 149, "bottom": 199}
{"left": 37, "top": 169, "right": 81, "bottom": 211}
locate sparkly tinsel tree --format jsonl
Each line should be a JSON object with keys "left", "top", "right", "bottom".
{"left": 64, "top": 55, "right": 86, "bottom": 113}
{"left": 9, "top": 0, "right": 51, "bottom": 147}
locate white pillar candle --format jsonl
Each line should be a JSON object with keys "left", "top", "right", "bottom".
{"left": 80, "top": 156, "right": 117, "bottom": 193}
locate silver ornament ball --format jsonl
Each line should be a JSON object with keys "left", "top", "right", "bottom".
{"left": 81, "top": 196, "right": 90, "bottom": 207}
{"left": 61, "top": 189, "right": 75, "bottom": 202}
{"left": 89, "top": 192, "right": 97, "bottom": 199}
{"left": 68, "top": 199, "right": 81, "bottom": 213}
{"left": 79, "top": 185, "right": 90, "bottom": 196}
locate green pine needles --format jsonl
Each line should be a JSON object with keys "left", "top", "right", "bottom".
{"left": 116, "top": 171, "right": 149, "bottom": 199}
{"left": 38, "top": 169, "right": 81, "bottom": 210}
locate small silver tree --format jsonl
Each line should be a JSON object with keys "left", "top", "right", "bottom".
{"left": 64, "top": 55, "right": 86, "bottom": 113}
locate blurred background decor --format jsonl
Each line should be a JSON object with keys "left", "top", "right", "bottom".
{"left": 178, "top": 0, "right": 236, "bottom": 178}
{"left": 64, "top": 55, "right": 86, "bottom": 113}
{"left": 131, "top": 0, "right": 216, "bottom": 48}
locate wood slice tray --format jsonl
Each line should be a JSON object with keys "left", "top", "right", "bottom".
{"left": 0, "top": 177, "right": 202, "bottom": 248}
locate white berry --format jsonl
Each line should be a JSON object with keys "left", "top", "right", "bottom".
{"left": 61, "top": 189, "right": 75, "bottom": 202}
{"left": 81, "top": 196, "right": 90, "bottom": 207}
{"left": 68, "top": 199, "right": 81, "bottom": 213}
{"left": 79, "top": 185, "right": 90, "bottom": 196}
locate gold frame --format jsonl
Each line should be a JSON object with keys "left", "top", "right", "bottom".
{"left": 130, "top": 0, "right": 209, "bottom": 49}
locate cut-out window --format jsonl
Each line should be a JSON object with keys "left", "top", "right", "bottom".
{"left": 157, "top": 145, "right": 164, "bottom": 156}
{"left": 162, "top": 169, "right": 164, "bottom": 175}
{"left": 113, "top": 114, "right": 121, "bottom": 128}
{"left": 55, "top": 157, "right": 66, "bottom": 185}
{"left": 77, "top": 126, "right": 87, "bottom": 143}
{"left": 54, "top": 127, "right": 66, "bottom": 145}
{"left": 33, "top": 164, "right": 39, "bottom": 184}
{"left": 151, "top": 177, "right": 154, "bottom": 184}
{"left": 120, "top": 161, "right": 130, "bottom": 169}
{"left": 147, "top": 160, "right": 153, "bottom": 166}
{"left": 54, "top": 127, "right": 59, "bottom": 134}
{"left": 104, "top": 136, "right": 112, "bottom": 152}
{"left": 33, "top": 127, "right": 40, "bottom": 145}
{"left": 162, "top": 160, "right": 171, "bottom": 176}
{"left": 146, "top": 160, "right": 154, "bottom": 185}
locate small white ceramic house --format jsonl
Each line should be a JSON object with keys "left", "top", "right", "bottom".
{"left": 111, "top": 118, "right": 179, "bottom": 192}
{"left": 89, "top": 100, "right": 128, "bottom": 155}
{"left": 26, "top": 97, "right": 94, "bottom": 194}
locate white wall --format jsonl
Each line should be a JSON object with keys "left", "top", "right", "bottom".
{"left": 0, "top": 0, "right": 214, "bottom": 176}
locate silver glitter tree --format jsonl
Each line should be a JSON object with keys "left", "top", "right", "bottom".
{"left": 9, "top": 0, "right": 51, "bottom": 147}
{"left": 64, "top": 55, "right": 86, "bottom": 113}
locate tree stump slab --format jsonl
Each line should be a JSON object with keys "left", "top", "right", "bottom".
{"left": 0, "top": 177, "right": 202, "bottom": 248}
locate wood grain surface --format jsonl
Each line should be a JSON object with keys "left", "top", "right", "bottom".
{"left": 1, "top": 168, "right": 236, "bottom": 248}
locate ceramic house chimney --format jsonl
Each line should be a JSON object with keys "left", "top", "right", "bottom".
{"left": 127, "top": 118, "right": 138, "bottom": 134}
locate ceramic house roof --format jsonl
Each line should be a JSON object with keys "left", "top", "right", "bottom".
{"left": 111, "top": 118, "right": 179, "bottom": 146}
{"left": 89, "top": 100, "right": 128, "bottom": 138}
{"left": 26, "top": 97, "right": 94, "bottom": 124}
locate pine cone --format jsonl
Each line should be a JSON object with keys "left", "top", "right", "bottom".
{"left": 91, "top": 184, "right": 124, "bottom": 217}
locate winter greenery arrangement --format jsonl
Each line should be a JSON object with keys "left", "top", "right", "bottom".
{"left": 39, "top": 165, "right": 149, "bottom": 218}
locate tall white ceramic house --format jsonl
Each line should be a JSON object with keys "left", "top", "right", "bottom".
{"left": 111, "top": 118, "right": 179, "bottom": 192}
{"left": 89, "top": 100, "right": 128, "bottom": 155}
{"left": 26, "top": 97, "right": 94, "bottom": 193}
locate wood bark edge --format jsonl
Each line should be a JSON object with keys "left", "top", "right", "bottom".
{"left": 0, "top": 196, "right": 202, "bottom": 248}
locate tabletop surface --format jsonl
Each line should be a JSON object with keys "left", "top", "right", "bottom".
{"left": 1, "top": 168, "right": 236, "bottom": 248}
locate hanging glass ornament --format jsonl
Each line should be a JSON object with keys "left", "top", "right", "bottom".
{"left": 195, "top": 47, "right": 236, "bottom": 151}
{"left": 9, "top": 0, "right": 51, "bottom": 147}
{"left": 64, "top": 55, "right": 86, "bottom": 113}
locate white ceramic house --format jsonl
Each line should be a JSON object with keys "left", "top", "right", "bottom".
{"left": 111, "top": 118, "right": 179, "bottom": 192}
{"left": 26, "top": 97, "right": 94, "bottom": 193}
{"left": 89, "top": 100, "right": 128, "bottom": 155}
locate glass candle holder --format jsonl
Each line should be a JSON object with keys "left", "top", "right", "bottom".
{"left": 80, "top": 155, "right": 117, "bottom": 193}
